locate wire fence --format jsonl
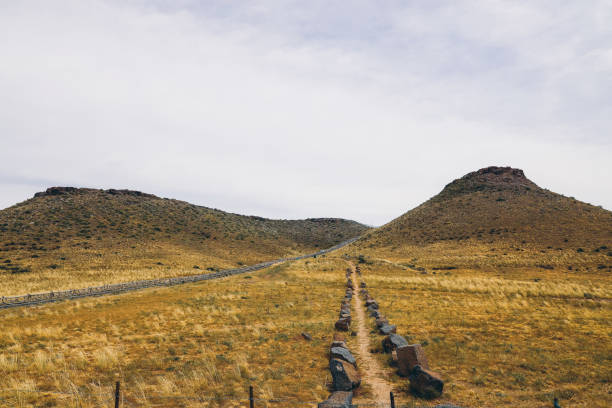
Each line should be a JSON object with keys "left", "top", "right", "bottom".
{"left": 0, "top": 385, "right": 454, "bottom": 408}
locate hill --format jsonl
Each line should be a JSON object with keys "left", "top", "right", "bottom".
{"left": 0, "top": 187, "right": 368, "bottom": 294}
{"left": 354, "top": 166, "right": 612, "bottom": 273}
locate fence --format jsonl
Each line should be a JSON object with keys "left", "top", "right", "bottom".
{"left": 0, "top": 238, "right": 359, "bottom": 310}
{"left": 0, "top": 383, "right": 452, "bottom": 407}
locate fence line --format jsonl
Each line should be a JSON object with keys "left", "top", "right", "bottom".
{"left": 0, "top": 237, "right": 359, "bottom": 310}
{"left": 0, "top": 383, "right": 448, "bottom": 408}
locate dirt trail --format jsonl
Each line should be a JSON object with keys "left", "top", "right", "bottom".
{"left": 349, "top": 262, "right": 393, "bottom": 406}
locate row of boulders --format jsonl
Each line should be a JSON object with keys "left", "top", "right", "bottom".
{"left": 335, "top": 271, "right": 354, "bottom": 332}
{"left": 360, "top": 285, "right": 445, "bottom": 400}
{"left": 319, "top": 271, "right": 361, "bottom": 408}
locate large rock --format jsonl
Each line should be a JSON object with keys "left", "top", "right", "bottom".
{"left": 335, "top": 318, "right": 350, "bottom": 331}
{"left": 409, "top": 365, "right": 444, "bottom": 399}
{"left": 330, "top": 358, "right": 361, "bottom": 391}
{"left": 318, "top": 391, "right": 353, "bottom": 408}
{"left": 382, "top": 334, "right": 408, "bottom": 353}
{"left": 375, "top": 317, "right": 388, "bottom": 328}
{"left": 360, "top": 282, "right": 366, "bottom": 288}
{"left": 379, "top": 324, "right": 397, "bottom": 335}
{"left": 365, "top": 297, "right": 377, "bottom": 307}
{"left": 330, "top": 340, "right": 347, "bottom": 350}
{"left": 397, "top": 344, "right": 429, "bottom": 376}
{"left": 330, "top": 347, "right": 357, "bottom": 366}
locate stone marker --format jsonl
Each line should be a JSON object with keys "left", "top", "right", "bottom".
{"left": 379, "top": 324, "right": 397, "bottom": 335}
{"left": 318, "top": 391, "right": 353, "bottom": 408}
{"left": 330, "top": 340, "right": 347, "bottom": 350}
{"left": 375, "top": 317, "right": 388, "bottom": 328}
{"left": 330, "top": 358, "right": 361, "bottom": 391}
{"left": 330, "top": 346, "right": 357, "bottom": 366}
{"left": 382, "top": 334, "right": 409, "bottom": 353}
{"left": 335, "top": 318, "right": 350, "bottom": 331}
{"left": 397, "top": 344, "right": 429, "bottom": 376}
{"left": 409, "top": 365, "right": 444, "bottom": 399}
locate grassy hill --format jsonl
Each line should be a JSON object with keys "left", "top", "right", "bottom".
{"left": 0, "top": 187, "right": 368, "bottom": 294}
{"left": 354, "top": 166, "right": 612, "bottom": 273}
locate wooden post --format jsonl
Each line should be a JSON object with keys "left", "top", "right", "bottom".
{"left": 249, "top": 385, "right": 254, "bottom": 408}
{"left": 114, "top": 381, "right": 120, "bottom": 408}
{"left": 390, "top": 391, "right": 395, "bottom": 408}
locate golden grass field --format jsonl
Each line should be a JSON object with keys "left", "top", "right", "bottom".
{"left": 351, "top": 252, "right": 611, "bottom": 407}
{"left": 0, "top": 247, "right": 610, "bottom": 407}
{"left": 0, "top": 257, "right": 358, "bottom": 407}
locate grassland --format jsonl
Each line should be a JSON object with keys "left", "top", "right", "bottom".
{"left": 352, "top": 258, "right": 611, "bottom": 407}
{"left": 0, "top": 188, "right": 367, "bottom": 295}
{"left": 0, "top": 257, "right": 357, "bottom": 407}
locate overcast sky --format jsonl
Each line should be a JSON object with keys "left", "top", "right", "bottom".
{"left": 1, "top": 1, "right": 611, "bottom": 226}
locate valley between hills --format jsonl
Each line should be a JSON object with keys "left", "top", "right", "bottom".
{"left": 0, "top": 166, "right": 610, "bottom": 407}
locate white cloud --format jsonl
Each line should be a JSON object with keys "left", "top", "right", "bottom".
{"left": 1, "top": 0, "right": 611, "bottom": 225}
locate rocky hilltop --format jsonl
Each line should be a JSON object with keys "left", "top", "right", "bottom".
{"left": 358, "top": 166, "right": 612, "bottom": 250}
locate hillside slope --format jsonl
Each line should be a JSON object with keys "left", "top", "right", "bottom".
{"left": 355, "top": 167, "right": 612, "bottom": 273}
{"left": 0, "top": 187, "right": 368, "bottom": 294}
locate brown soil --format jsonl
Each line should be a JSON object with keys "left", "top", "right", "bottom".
{"left": 349, "top": 261, "right": 393, "bottom": 406}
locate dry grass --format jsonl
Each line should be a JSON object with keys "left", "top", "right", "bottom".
{"left": 0, "top": 188, "right": 367, "bottom": 295}
{"left": 0, "top": 257, "right": 352, "bottom": 407}
{"left": 353, "top": 259, "right": 611, "bottom": 407}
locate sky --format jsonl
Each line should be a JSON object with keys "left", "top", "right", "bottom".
{"left": 1, "top": 1, "right": 611, "bottom": 226}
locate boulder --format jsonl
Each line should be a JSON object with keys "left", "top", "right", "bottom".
{"left": 330, "top": 346, "right": 357, "bottom": 366}
{"left": 330, "top": 340, "right": 347, "bottom": 350}
{"left": 365, "top": 297, "right": 377, "bottom": 307}
{"left": 382, "top": 334, "right": 408, "bottom": 353}
{"left": 409, "top": 365, "right": 444, "bottom": 399}
{"left": 375, "top": 317, "right": 388, "bottom": 328}
{"left": 379, "top": 324, "right": 397, "bottom": 335}
{"left": 370, "top": 310, "right": 381, "bottom": 319}
{"left": 360, "top": 282, "right": 366, "bottom": 288}
{"left": 335, "top": 318, "right": 350, "bottom": 331}
{"left": 397, "top": 344, "right": 429, "bottom": 376}
{"left": 318, "top": 391, "right": 353, "bottom": 408}
{"left": 330, "top": 358, "right": 361, "bottom": 391}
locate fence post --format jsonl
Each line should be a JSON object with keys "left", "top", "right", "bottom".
{"left": 249, "top": 385, "right": 254, "bottom": 408}
{"left": 390, "top": 391, "right": 395, "bottom": 408}
{"left": 114, "top": 381, "right": 120, "bottom": 408}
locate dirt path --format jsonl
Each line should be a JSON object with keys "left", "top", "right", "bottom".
{"left": 349, "top": 262, "right": 393, "bottom": 406}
